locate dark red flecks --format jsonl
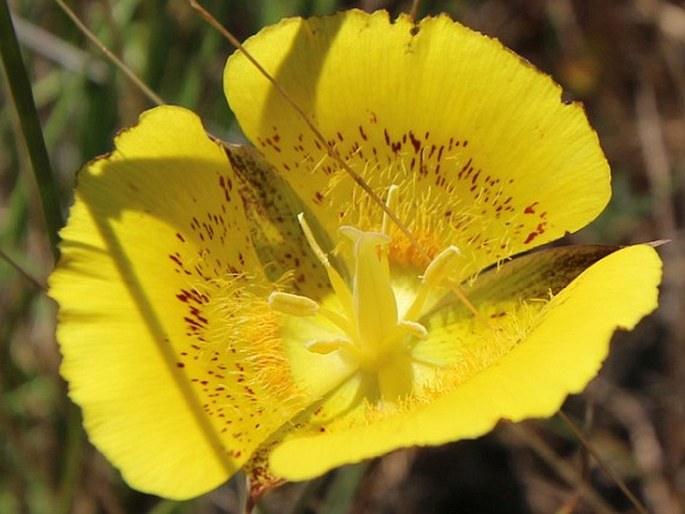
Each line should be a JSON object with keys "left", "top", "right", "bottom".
{"left": 409, "top": 131, "right": 421, "bottom": 153}
{"left": 188, "top": 306, "right": 208, "bottom": 325}
{"left": 524, "top": 232, "right": 539, "bottom": 244}
{"left": 524, "top": 202, "right": 539, "bottom": 214}
{"left": 184, "top": 317, "right": 204, "bottom": 330}
{"left": 169, "top": 253, "right": 182, "bottom": 267}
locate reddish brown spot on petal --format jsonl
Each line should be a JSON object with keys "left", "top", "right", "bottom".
{"left": 524, "top": 232, "right": 539, "bottom": 244}
{"left": 524, "top": 202, "right": 539, "bottom": 214}
{"left": 409, "top": 131, "right": 421, "bottom": 153}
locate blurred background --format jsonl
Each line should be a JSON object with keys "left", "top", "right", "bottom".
{"left": 1, "top": 0, "right": 683, "bottom": 512}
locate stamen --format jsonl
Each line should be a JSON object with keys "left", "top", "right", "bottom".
{"left": 269, "top": 290, "right": 354, "bottom": 335}
{"left": 268, "top": 291, "right": 319, "bottom": 316}
{"left": 399, "top": 320, "right": 428, "bottom": 339}
{"left": 306, "top": 339, "right": 356, "bottom": 355}
{"left": 297, "top": 213, "right": 354, "bottom": 317}
{"left": 379, "top": 185, "right": 400, "bottom": 277}
{"left": 381, "top": 185, "right": 400, "bottom": 236}
{"left": 297, "top": 212, "right": 331, "bottom": 267}
{"left": 405, "top": 245, "right": 461, "bottom": 321}
{"left": 422, "top": 245, "right": 461, "bottom": 287}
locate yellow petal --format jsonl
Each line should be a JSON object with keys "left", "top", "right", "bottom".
{"left": 226, "top": 144, "right": 332, "bottom": 299}
{"left": 269, "top": 244, "right": 661, "bottom": 480}
{"left": 225, "top": 10, "right": 610, "bottom": 276}
{"left": 412, "top": 244, "right": 625, "bottom": 380}
{"left": 49, "top": 106, "right": 305, "bottom": 499}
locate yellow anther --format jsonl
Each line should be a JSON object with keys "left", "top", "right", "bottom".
{"left": 268, "top": 291, "right": 319, "bottom": 316}
{"left": 422, "top": 245, "right": 461, "bottom": 287}
{"left": 405, "top": 245, "right": 461, "bottom": 321}
{"left": 306, "top": 339, "right": 353, "bottom": 355}
{"left": 399, "top": 320, "right": 428, "bottom": 339}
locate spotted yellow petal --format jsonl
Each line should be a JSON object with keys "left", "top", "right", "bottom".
{"left": 225, "top": 10, "right": 610, "bottom": 277}
{"left": 226, "top": 144, "right": 332, "bottom": 299}
{"left": 49, "top": 106, "right": 307, "bottom": 499}
{"left": 269, "top": 244, "right": 661, "bottom": 480}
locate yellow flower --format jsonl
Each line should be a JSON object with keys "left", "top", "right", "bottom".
{"left": 49, "top": 9, "right": 661, "bottom": 502}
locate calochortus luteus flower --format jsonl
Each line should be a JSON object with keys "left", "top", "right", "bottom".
{"left": 49, "top": 9, "right": 662, "bottom": 501}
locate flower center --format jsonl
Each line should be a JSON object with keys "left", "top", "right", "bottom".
{"left": 269, "top": 181, "right": 460, "bottom": 403}
{"left": 269, "top": 211, "right": 461, "bottom": 403}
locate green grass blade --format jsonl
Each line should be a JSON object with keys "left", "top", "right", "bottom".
{"left": 0, "top": 0, "right": 64, "bottom": 263}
